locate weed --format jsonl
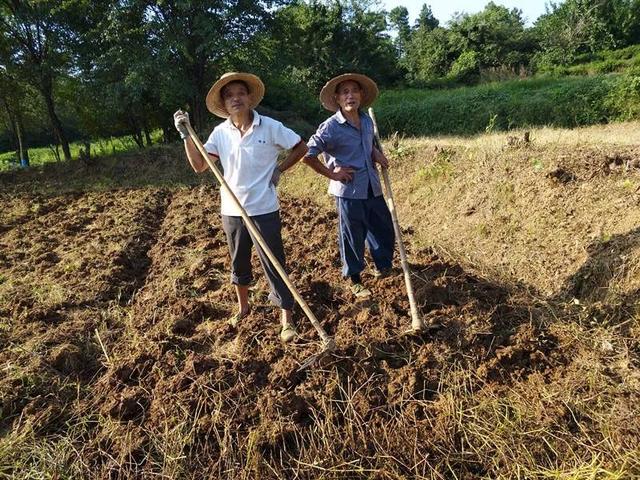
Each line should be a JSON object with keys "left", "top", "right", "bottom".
{"left": 495, "top": 181, "right": 516, "bottom": 204}
{"left": 622, "top": 178, "right": 636, "bottom": 190}
{"left": 476, "top": 222, "right": 490, "bottom": 238}
{"left": 486, "top": 113, "right": 498, "bottom": 134}
{"left": 532, "top": 158, "right": 544, "bottom": 172}
{"left": 416, "top": 150, "right": 455, "bottom": 182}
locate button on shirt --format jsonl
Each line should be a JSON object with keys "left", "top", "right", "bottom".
{"left": 203, "top": 111, "right": 301, "bottom": 216}
{"left": 307, "top": 110, "right": 383, "bottom": 199}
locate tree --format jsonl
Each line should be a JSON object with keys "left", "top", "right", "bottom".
{"left": 449, "top": 2, "right": 534, "bottom": 72}
{"left": 141, "top": 0, "right": 278, "bottom": 132}
{"left": 388, "top": 6, "right": 411, "bottom": 55}
{"left": 403, "top": 27, "right": 462, "bottom": 82}
{"left": 0, "top": 0, "right": 80, "bottom": 161}
{"left": 416, "top": 4, "right": 439, "bottom": 31}
{"left": 271, "top": 0, "right": 399, "bottom": 93}
{"left": 531, "top": 0, "right": 640, "bottom": 70}
{"left": 73, "top": 0, "right": 164, "bottom": 146}
{"left": 0, "top": 69, "right": 29, "bottom": 165}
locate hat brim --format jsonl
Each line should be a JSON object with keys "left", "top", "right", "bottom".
{"left": 206, "top": 73, "right": 265, "bottom": 118}
{"left": 319, "top": 73, "right": 379, "bottom": 112}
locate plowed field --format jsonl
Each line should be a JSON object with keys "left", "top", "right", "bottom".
{"left": 1, "top": 174, "right": 638, "bottom": 478}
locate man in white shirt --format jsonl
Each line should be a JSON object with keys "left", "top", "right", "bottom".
{"left": 173, "top": 72, "right": 308, "bottom": 342}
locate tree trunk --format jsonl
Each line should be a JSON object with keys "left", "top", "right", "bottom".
{"left": 15, "top": 114, "right": 29, "bottom": 166}
{"left": 143, "top": 121, "right": 153, "bottom": 147}
{"left": 1, "top": 95, "right": 29, "bottom": 166}
{"left": 161, "top": 124, "right": 174, "bottom": 144}
{"left": 125, "top": 114, "right": 144, "bottom": 149}
{"left": 132, "top": 129, "right": 144, "bottom": 149}
{"left": 190, "top": 59, "right": 208, "bottom": 132}
{"left": 49, "top": 143, "right": 61, "bottom": 162}
{"left": 39, "top": 75, "right": 72, "bottom": 162}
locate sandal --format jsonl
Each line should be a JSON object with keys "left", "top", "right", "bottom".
{"left": 350, "top": 282, "right": 371, "bottom": 298}
{"left": 280, "top": 323, "right": 298, "bottom": 343}
{"left": 373, "top": 268, "right": 392, "bottom": 279}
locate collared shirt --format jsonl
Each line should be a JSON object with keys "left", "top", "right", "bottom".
{"left": 203, "top": 110, "right": 301, "bottom": 216}
{"left": 307, "top": 109, "right": 383, "bottom": 199}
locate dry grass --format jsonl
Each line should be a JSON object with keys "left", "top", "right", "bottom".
{"left": 274, "top": 120, "right": 640, "bottom": 479}
{"left": 374, "top": 121, "right": 640, "bottom": 302}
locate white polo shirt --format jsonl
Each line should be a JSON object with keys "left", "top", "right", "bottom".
{"left": 203, "top": 111, "right": 301, "bottom": 217}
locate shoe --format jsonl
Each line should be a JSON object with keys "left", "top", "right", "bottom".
{"left": 373, "top": 268, "right": 392, "bottom": 279}
{"left": 280, "top": 323, "right": 298, "bottom": 343}
{"left": 229, "top": 309, "right": 249, "bottom": 327}
{"left": 350, "top": 283, "right": 371, "bottom": 298}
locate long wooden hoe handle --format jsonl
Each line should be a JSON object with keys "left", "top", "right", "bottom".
{"left": 183, "top": 122, "right": 335, "bottom": 350}
{"left": 368, "top": 108, "right": 424, "bottom": 332}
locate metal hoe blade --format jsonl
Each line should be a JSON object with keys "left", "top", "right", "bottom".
{"left": 297, "top": 339, "right": 336, "bottom": 372}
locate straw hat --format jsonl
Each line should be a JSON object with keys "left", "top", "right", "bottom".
{"left": 205, "top": 72, "right": 265, "bottom": 118}
{"left": 319, "top": 73, "right": 379, "bottom": 112}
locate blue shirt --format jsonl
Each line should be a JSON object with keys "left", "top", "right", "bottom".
{"left": 307, "top": 110, "right": 383, "bottom": 199}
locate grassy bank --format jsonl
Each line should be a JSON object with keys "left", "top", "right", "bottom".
{"left": 376, "top": 74, "right": 633, "bottom": 137}
{"left": 549, "top": 44, "right": 640, "bottom": 76}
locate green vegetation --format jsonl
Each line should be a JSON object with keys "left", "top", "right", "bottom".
{"left": 2, "top": 0, "right": 640, "bottom": 163}
{"left": 0, "top": 131, "right": 164, "bottom": 172}
{"left": 544, "top": 44, "right": 640, "bottom": 76}
{"left": 377, "top": 74, "right": 627, "bottom": 136}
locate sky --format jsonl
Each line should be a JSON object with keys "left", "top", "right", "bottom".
{"left": 380, "top": 0, "right": 550, "bottom": 27}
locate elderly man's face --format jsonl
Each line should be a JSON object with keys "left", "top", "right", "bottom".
{"left": 335, "top": 80, "right": 362, "bottom": 113}
{"left": 222, "top": 81, "right": 251, "bottom": 116}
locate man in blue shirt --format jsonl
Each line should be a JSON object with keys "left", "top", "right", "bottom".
{"left": 303, "top": 73, "right": 395, "bottom": 298}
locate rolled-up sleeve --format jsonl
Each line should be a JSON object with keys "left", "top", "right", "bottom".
{"left": 307, "top": 123, "right": 332, "bottom": 158}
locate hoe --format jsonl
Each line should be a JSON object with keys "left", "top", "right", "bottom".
{"left": 369, "top": 108, "right": 425, "bottom": 333}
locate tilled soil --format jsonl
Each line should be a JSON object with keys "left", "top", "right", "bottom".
{"left": 0, "top": 185, "right": 630, "bottom": 478}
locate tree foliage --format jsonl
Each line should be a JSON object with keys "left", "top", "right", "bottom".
{"left": 1, "top": 0, "right": 640, "bottom": 161}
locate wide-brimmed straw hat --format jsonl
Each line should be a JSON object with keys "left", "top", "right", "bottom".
{"left": 319, "top": 73, "right": 379, "bottom": 112}
{"left": 206, "top": 72, "right": 265, "bottom": 118}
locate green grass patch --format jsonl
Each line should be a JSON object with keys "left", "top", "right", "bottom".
{"left": 0, "top": 131, "right": 163, "bottom": 172}
{"left": 548, "top": 45, "right": 640, "bottom": 76}
{"left": 376, "top": 74, "right": 623, "bottom": 137}
{"left": 416, "top": 149, "right": 455, "bottom": 182}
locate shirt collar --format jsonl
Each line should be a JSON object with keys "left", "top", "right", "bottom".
{"left": 224, "top": 110, "right": 261, "bottom": 129}
{"left": 335, "top": 109, "right": 348, "bottom": 124}
{"left": 335, "top": 108, "right": 364, "bottom": 127}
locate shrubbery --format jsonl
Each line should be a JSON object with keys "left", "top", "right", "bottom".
{"left": 607, "top": 67, "right": 640, "bottom": 120}
{"left": 376, "top": 75, "right": 625, "bottom": 137}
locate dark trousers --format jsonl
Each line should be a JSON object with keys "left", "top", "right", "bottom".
{"left": 221, "top": 210, "right": 294, "bottom": 310}
{"left": 336, "top": 194, "right": 395, "bottom": 278}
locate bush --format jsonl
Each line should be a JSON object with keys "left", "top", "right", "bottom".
{"left": 607, "top": 67, "right": 640, "bottom": 121}
{"left": 448, "top": 50, "right": 480, "bottom": 84}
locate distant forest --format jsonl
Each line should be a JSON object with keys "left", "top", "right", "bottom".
{"left": 1, "top": 0, "right": 640, "bottom": 159}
